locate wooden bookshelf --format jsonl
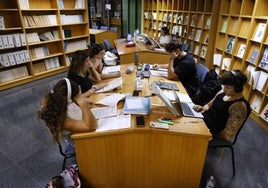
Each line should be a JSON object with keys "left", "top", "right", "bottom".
{"left": 0, "top": 0, "right": 89, "bottom": 90}
{"left": 213, "top": 0, "right": 268, "bottom": 131}
{"left": 142, "top": 0, "right": 220, "bottom": 65}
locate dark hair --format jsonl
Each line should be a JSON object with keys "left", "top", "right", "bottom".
{"left": 165, "top": 40, "right": 182, "bottom": 53}
{"left": 89, "top": 43, "right": 105, "bottom": 58}
{"left": 38, "top": 79, "right": 79, "bottom": 142}
{"left": 218, "top": 69, "right": 247, "bottom": 92}
{"left": 161, "top": 27, "right": 170, "bottom": 35}
{"left": 69, "top": 50, "right": 89, "bottom": 74}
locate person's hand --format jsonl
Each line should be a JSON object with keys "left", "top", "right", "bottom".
{"left": 92, "top": 83, "right": 108, "bottom": 91}
{"left": 153, "top": 64, "right": 160, "bottom": 70}
{"left": 193, "top": 105, "right": 203, "bottom": 112}
{"left": 169, "top": 52, "right": 178, "bottom": 60}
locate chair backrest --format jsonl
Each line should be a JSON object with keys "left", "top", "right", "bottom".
{"left": 110, "top": 27, "right": 118, "bottom": 32}
{"left": 92, "top": 25, "right": 99, "bottom": 29}
{"left": 196, "top": 63, "right": 209, "bottom": 83}
{"left": 182, "top": 43, "right": 189, "bottom": 52}
{"left": 103, "top": 39, "right": 111, "bottom": 51}
{"left": 100, "top": 26, "right": 108, "bottom": 30}
{"left": 232, "top": 103, "right": 252, "bottom": 145}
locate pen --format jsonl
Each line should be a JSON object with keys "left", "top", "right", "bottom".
{"left": 158, "top": 119, "right": 174, "bottom": 125}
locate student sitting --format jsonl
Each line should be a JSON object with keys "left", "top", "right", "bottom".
{"left": 38, "top": 78, "right": 98, "bottom": 154}
{"left": 193, "top": 70, "right": 250, "bottom": 141}
{"left": 158, "top": 27, "right": 172, "bottom": 47}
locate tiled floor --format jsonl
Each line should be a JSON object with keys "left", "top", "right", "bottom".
{"left": 0, "top": 72, "right": 267, "bottom": 188}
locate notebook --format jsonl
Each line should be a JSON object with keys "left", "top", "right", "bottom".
{"left": 153, "top": 81, "right": 179, "bottom": 91}
{"left": 152, "top": 83, "right": 180, "bottom": 117}
{"left": 173, "top": 91, "right": 204, "bottom": 118}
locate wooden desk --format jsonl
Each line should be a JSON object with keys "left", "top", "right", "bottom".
{"left": 72, "top": 65, "right": 211, "bottom": 188}
{"left": 114, "top": 39, "right": 170, "bottom": 64}
{"left": 89, "top": 29, "right": 117, "bottom": 48}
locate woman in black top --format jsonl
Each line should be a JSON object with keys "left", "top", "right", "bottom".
{"left": 67, "top": 50, "right": 106, "bottom": 97}
{"left": 193, "top": 70, "right": 250, "bottom": 141}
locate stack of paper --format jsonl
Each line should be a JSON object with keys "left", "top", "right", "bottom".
{"left": 123, "top": 96, "right": 150, "bottom": 115}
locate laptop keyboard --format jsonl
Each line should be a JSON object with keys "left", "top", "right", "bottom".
{"left": 181, "top": 102, "right": 194, "bottom": 116}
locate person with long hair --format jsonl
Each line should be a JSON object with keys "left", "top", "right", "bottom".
{"left": 88, "top": 43, "right": 121, "bottom": 79}
{"left": 67, "top": 50, "right": 106, "bottom": 97}
{"left": 158, "top": 27, "right": 172, "bottom": 47}
{"left": 38, "top": 78, "right": 97, "bottom": 153}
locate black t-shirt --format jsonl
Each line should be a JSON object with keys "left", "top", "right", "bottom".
{"left": 173, "top": 53, "right": 201, "bottom": 96}
{"left": 67, "top": 71, "right": 93, "bottom": 93}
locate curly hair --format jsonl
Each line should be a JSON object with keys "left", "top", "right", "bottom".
{"left": 218, "top": 69, "right": 247, "bottom": 88}
{"left": 38, "top": 79, "right": 79, "bottom": 143}
{"left": 89, "top": 43, "right": 105, "bottom": 58}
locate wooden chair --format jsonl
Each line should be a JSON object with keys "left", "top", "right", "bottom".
{"left": 208, "top": 105, "right": 252, "bottom": 177}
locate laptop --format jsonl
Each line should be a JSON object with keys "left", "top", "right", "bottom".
{"left": 148, "top": 37, "right": 163, "bottom": 49}
{"left": 152, "top": 83, "right": 180, "bottom": 117}
{"left": 173, "top": 91, "right": 204, "bottom": 118}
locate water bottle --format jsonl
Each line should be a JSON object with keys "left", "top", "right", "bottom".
{"left": 134, "top": 51, "right": 139, "bottom": 66}
{"left": 205, "top": 176, "right": 216, "bottom": 188}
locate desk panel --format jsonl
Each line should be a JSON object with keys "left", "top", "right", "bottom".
{"left": 72, "top": 64, "right": 211, "bottom": 187}
{"left": 90, "top": 29, "right": 117, "bottom": 48}
{"left": 114, "top": 39, "right": 169, "bottom": 64}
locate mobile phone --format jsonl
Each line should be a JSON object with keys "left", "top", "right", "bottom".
{"left": 136, "top": 115, "right": 145, "bottom": 127}
{"left": 133, "top": 90, "right": 140, "bottom": 96}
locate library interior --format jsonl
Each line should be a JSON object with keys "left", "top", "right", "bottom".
{"left": 0, "top": 0, "right": 267, "bottom": 187}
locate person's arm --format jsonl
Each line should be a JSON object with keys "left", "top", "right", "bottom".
{"left": 82, "top": 83, "right": 108, "bottom": 98}
{"left": 87, "top": 66, "right": 102, "bottom": 83}
{"left": 153, "top": 64, "right": 168, "bottom": 69}
{"left": 216, "top": 101, "right": 248, "bottom": 141}
{"left": 64, "top": 94, "right": 97, "bottom": 132}
{"left": 193, "top": 90, "right": 223, "bottom": 113}
{"left": 100, "top": 71, "right": 121, "bottom": 80}
{"left": 167, "top": 56, "right": 179, "bottom": 80}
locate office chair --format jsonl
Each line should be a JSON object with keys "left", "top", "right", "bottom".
{"left": 50, "top": 130, "right": 76, "bottom": 171}
{"left": 100, "top": 25, "right": 109, "bottom": 30}
{"left": 110, "top": 27, "right": 118, "bottom": 32}
{"left": 196, "top": 63, "right": 209, "bottom": 83}
{"left": 92, "top": 25, "right": 99, "bottom": 29}
{"left": 103, "top": 38, "right": 118, "bottom": 55}
{"left": 208, "top": 105, "right": 252, "bottom": 178}
{"left": 182, "top": 43, "right": 190, "bottom": 52}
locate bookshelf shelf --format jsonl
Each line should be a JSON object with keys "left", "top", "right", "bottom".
{"left": 0, "top": 0, "right": 89, "bottom": 90}
{"left": 213, "top": 0, "right": 268, "bottom": 130}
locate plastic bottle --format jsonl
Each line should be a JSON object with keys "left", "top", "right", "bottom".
{"left": 205, "top": 176, "right": 216, "bottom": 188}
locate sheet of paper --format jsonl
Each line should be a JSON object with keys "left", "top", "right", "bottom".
{"left": 125, "top": 98, "right": 144, "bottom": 109}
{"left": 96, "top": 114, "right": 131, "bottom": 132}
{"left": 91, "top": 106, "right": 117, "bottom": 119}
{"left": 102, "top": 65, "right": 121, "bottom": 74}
{"left": 95, "top": 77, "right": 123, "bottom": 93}
{"left": 96, "top": 93, "right": 126, "bottom": 106}
{"left": 150, "top": 70, "right": 168, "bottom": 77}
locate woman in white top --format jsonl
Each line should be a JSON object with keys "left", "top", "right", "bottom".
{"left": 38, "top": 78, "right": 97, "bottom": 153}
{"left": 158, "top": 27, "right": 172, "bottom": 47}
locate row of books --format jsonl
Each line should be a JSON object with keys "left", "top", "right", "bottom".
{"left": 64, "top": 39, "right": 87, "bottom": 52}
{"left": 0, "top": 16, "right": 5, "bottom": 30}
{"left": 0, "top": 66, "right": 28, "bottom": 83}
{"left": 250, "top": 95, "right": 268, "bottom": 123}
{"left": 29, "top": 46, "right": 49, "bottom": 59}
{"left": 19, "top": 0, "right": 85, "bottom": 10}
{"left": 245, "top": 65, "right": 268, "bottom": 92}
{"left": 60, "top": 14, "right": 83, "bottom": 25}
{"left": 23, "top": 15, "right": 58, "bottom": 27}
{"left": 44, "top": 57, "right": 60, "bottom": 70}
{"left": 26, "top": 30, "right": 59, "bottom": 44}
{"left": 0, "top": 50, "right": 30, "bottom": 67}
{"left": 0, "top": 34, "right": 26, "bottom": 49}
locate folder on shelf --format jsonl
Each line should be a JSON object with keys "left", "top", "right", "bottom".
{"left": 0, "top": 16, "right": 5, "bottom": 30}
{"left": 7, "top": 53, "right": 16, "bottom": 66}
{"left": 2, "top": 35, "right": 9, "bottom": 48}
{"left": 7, "top": 35, "right": 14, "bottom": 48}
{"left": 0, "top": 54, "right": 10, "bottom": 67}
{"left": 13, "top": 34, "right": 22, "bottom": 47}
{"left": 14, "top": 52, "right": 22, "bottom": 64}
{"left": 20, "top": 33, "right": 27, "bottom": 46}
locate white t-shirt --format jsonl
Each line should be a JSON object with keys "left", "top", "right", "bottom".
{"left": 159, "top": 35, "right": 172, "bottom": 44}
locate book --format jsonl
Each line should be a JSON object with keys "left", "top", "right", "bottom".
{"left": 226, "top": 37, "right": 235, "bottom": 53}
{"left": 190, "top": 15, "right": 196, "bottom": 26}
{"left": 213, "top": 54, "right": 222, "bottom": 67}
{"left": 123, "top": 96, "right": 150, "bottom": 115}
{"left": 236, "top": 44, "right": 246, "bottom": 58}
{"left": 253, "top": 23, "right": 266, "bottom": 42}
{"left": 245, "top": 64, "right": 255, "bottom": 84}
{"left": 221, "top": 58, "right": 231, "bottom": 71}
{"left": 249, "top": 70, "right": 268, "bottom": 91}
{"left": 95, "top": 77, "right": 123, "bottom": 93}
{"left": 203, "top": 34, "right": 209, "bottom": 44}
{"left": 250, "top": 94, "right": 262, "bottom": 113}
{"left": 220, "top": 20, "right": 228, "bottom": 33}
{"left": 205, "top": 16, "right": 211, "bottom": 29}
{"left": 260, "top": 103, "right": 268, "bottom": 122}
{"left": 248, "top": 49, "right": 259, "bottom": 64}
{"left": 200, "top": 45, "right": 207, "bottom": 58}
{"left": 259, "top": 46, "right": 268, "bottom": 71}
{"left": 0, "top": 16, "right": 5, "bottom": 30}
{"left": 195, "top": 29, "right": 202, "bottom": 42}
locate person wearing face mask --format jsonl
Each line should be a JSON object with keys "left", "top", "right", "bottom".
{"left": 153, "top": 40, "right": 201, "bottom": 97}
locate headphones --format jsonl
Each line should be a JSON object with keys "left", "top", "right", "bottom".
{"left": 63, "top": 78, "right": 72, "bottom": 104}
{"left": 230, "top": 70, "right": 243, "bottom": 92}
